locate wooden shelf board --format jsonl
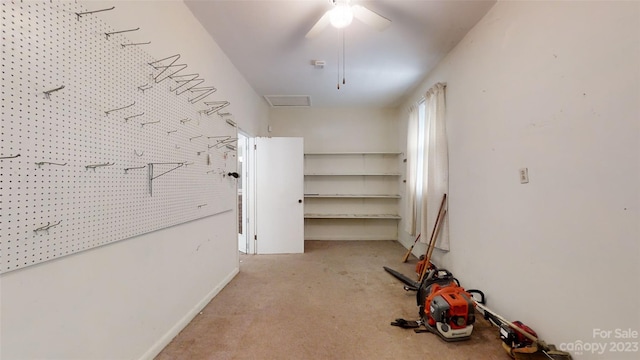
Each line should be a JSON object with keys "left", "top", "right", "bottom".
{"left": 304, "top": 213, "right": 401, "bottom": 219}
{"left": 304, "top": 152, "right": 402, "bottom": 155}
{"left": 304, "top": 194, "right": 400, "bottom": 198}
{"left": 304, "top": 173, "right": 401, "bottom": 176}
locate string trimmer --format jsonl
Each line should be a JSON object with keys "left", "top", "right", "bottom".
{"left": 474, "top": 302, "right": 573, "bottom": 360}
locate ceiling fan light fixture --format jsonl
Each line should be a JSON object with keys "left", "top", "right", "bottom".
{"left": 329, "top": 4, "right": 353, "bottom": 29}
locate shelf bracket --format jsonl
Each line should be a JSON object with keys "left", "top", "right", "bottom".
{"left": 148, "top": 162, "right": 185, "bottom": 196}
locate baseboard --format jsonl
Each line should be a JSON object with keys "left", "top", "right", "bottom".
{"left": 138, "top": 267, "right": 240, "bottom": 360}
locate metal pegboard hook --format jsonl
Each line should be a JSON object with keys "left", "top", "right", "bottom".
{"left": 1, "top": 154, "right": 20, "bottom": 160}
{"left": 148, "top": 54, "right": 188, "bottom": 84}
{"left": 212, "top": 138, "right": 237, "bottom": 149}
{"left": 215, "top": 138, "right": 238, "bottom": 150}
{"left": 124, "top": 165, "right": 146, "bottom": 174}
{"left": 138, "top": 83, "right": 153, "bottom": 93}
{"left": 85, "top": 162, "right": 115, "bottom": 171}
{"left": 141, "top": 120, "right": 160, "bottom": 127}
{"left": 105, "top": 101, "right": 135, "bottom": 115}
{"left": 34, "top": 222, "right": 50, "bottom": 233}
{"left": 75, "top": 6, "right": 114, "bottom": 20}
{"left": 169, "top": 73, "right": 202, "bottom": 94}
{"left": 219, "top": 137, "right": 237, "bottom": 144}
{"left": 189, "top": 87, "right": 217, "bottom": 104}
{"left": 105, "top": 27, "right": 140, "bottom": 40}
{"left": 124, "top": 112, "right": 144, "bottom": 122}
{"left": 121, "top": 41, "right": 151, "bottom": 48}
{"left": 34, "top": 220, "right": 62, "bottom": 233}
{"left": 46, "top": 220, "right": 62, "bottom": 230}
{"left": 207, "top": 101, "right": 231, "bottom": 116}
{"left": 43, "top": 85, "right": 64, "bottom": 99}
{"left": 35, "top": 161, "right": 67, "bottom": 168}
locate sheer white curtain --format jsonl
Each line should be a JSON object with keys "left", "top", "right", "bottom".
{"left": 404, "top": 105, "right": 419, "bottom": 235}
{"left": 421, "top": 83, "right": 449, "bottom": 250}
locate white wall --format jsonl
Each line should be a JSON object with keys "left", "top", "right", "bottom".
{"left": 269, "top": 107, "right": 398, "bottom": 152}
{"left": 0, "top": 1, "right": 268, "bottom": 359}
{"left": 398, "top": 1, "right": 639, "bottom": 358}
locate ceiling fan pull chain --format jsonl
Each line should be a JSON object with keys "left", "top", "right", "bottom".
{"left": 343, "top": 28, "right": 346, "bottom": 85}
{"left": 337, "top": 28, "right": 341, "bottom": 89}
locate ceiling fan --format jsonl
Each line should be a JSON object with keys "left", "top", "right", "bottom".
{"left": 305, "top": 0, "right": 391, "bottom": 38}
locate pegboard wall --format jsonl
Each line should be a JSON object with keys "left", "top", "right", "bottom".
{"left": 0, "top": 1, "right": 238, "bottom": 274}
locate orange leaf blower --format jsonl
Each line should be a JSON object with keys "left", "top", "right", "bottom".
{"left": 416, "top": 270, "right": 481, "bottom": 341}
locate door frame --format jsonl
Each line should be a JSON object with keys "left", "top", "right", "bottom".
{"left": 236, "top": 130, "right": 257, "bottom": 255}
{"left": 237, "top": 132, "right": 249, "bottom": 253}
{"left": 247, "top": 135, "right": 257, "bottom": 254}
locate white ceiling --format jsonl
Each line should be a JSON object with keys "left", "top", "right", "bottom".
{"left": 184, "top": 0, "right": 496, "bottom": 108}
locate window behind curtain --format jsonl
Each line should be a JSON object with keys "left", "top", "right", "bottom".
{"left": 404, "top": 99, "right": 426, "bottom": 235}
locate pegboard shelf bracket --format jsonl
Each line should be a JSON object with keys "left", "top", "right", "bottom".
{"left": 148, "top": 162, "right": 186, "bottom": 196}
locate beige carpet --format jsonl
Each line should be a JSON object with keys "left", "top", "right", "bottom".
{"left": 155, "top": 241, "right": 507, "bottom": 360}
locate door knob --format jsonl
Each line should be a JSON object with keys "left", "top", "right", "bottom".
{"left": 298, "top": 199, "right": 302, "bottom": 203}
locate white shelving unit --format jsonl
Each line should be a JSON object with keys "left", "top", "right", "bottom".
{"left": 303, "top": 152, "right": 402, "bottom": 240}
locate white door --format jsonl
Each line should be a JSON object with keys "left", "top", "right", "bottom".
{"left": 255, "top": 137, "right": 304, "bottom": 254}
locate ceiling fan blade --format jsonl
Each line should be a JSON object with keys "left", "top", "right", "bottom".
{"left": 305, "top": 11, "right": 331, "bottom": 39}
{"left": 352, "top": 4, "right": 391, "bottom": 31}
